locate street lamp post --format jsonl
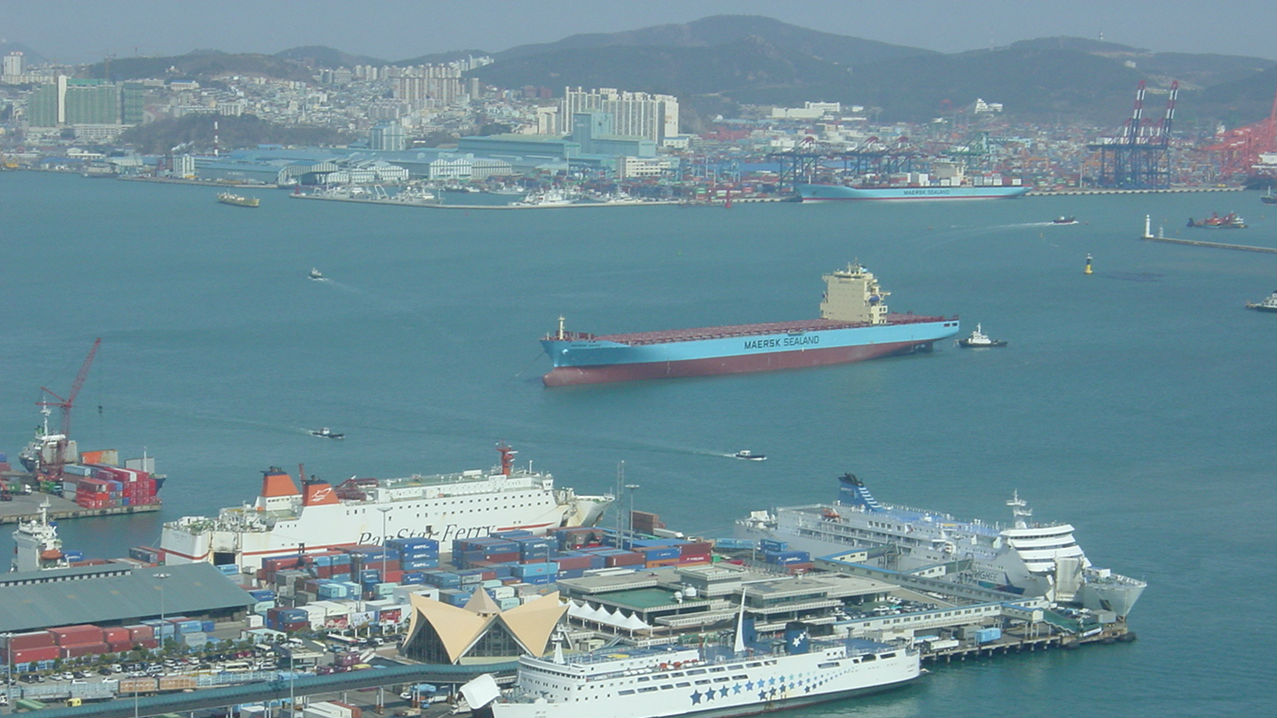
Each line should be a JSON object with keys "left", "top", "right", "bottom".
{"left": 377, "top": 506, "right": 392, "bottom": 579}
{"left": 153, "top": 572, "right": 170, "bottom": 652}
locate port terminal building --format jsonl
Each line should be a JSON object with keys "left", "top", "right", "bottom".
{"left": 0, "top": 561, "right": 255, "bottom": 635}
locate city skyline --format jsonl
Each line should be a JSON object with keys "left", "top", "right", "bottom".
{"left": 3, "top": 0, "right": 1275, "bottom": 65}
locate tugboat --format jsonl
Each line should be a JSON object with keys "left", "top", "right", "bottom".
{"left": 1052, "top": 216, "right": 1077, "bottom": 224}
{"left": 1261, "top": 189, "right": 1275, "bottom": 205}
{"left": 1186, "top": 212, "right": 1245, "bottom": 229}
{"left": 309, "top": 427, "right": 344, "bottom": 440}
{"left": 733, "top": 450, "right": 767, "bottom": 461}
{"left": 308, "top": 268, "right": 327, "bottom": 281}
{"left": 1245, "top": 290, "right": 1277, "bottom": 312}
{"left": 957, "top": 323, "right": 1007, "bottom": 348}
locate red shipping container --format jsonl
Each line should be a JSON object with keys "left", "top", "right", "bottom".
{"left": 786, "top": 562, "right": 814, "bottom": 575}
{"left": 678, "top": 554, "right": 711, "bottom": 565}
{"left": 645, "top": 558, "right": 680, "bottom": 568}
{"left": 4, "top": 631, "right": 55, "bottom": 651}
{"left": 679, "top": 542, "right": 713, "bottom": 556}
{"left": 483, "top": 552, "right": 519, "bottom": 564}
{"left": 107, "top": 639, "right": 133, "bottom": 653}
{"left": 135, "top": 638, "right": 159, "bottom": 650}
{"left": 103, "top": 627, "right": 131, "bottom": 642}
{"left": 382, "top": 569, "right": 403, "bottom": 583}
{"left": 9, "top": 645, "right": 62, "bottom": 664}
{"left": 60, "top": 642, "right": 109, "bottom": 658}
{"left": 126, "top": 625, "right": 155, "bottom": 641}
{"left": 50, "top": 625, "right": 104, "bottom": 645}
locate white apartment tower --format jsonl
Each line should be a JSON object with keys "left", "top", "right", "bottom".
{"left": 561, "top": 87, "right": 678, "bottom": 144}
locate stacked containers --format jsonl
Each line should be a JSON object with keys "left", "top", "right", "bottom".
{"left": 678, "top": 541, "right": 713, "bottom": 565}
{"left": 126, "top": 624, "right": 157, "bottom": 650}
{"left": 512, "top": 561, "right": 558, "bottom": 585}
{"left": 50, "top": 624, "right": 107, "bottom": 658}
{"left": 266, "top": 607, "right": 309, "bottom": 632}
{"left": 388, "top": 538, "right": 439, "bottom": 571}
{"left": 516, "top": 537, "right": 553, "bottom": 564}
{"left": 2, "top": 631, "right": 61, "bottom": 668}
{"left": 453, "top": 537, "right": 519, "bottom": 569}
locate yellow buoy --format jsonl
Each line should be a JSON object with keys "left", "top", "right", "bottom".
{"left": 1084, "top": 253, "right": 1093, "bottom": 275}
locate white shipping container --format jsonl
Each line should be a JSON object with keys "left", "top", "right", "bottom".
{"left": 303, "top": 702, "right": 353, "bottom": 718}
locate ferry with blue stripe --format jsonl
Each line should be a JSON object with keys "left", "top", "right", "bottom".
{"left": 541, "top": 263, "right": 959, "bottom": 387}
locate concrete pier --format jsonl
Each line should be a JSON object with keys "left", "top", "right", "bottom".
{"left": 1140, "top": 214, "right": 1277, "bottom": 254}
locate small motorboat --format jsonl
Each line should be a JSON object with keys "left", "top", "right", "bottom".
{"left": 1052, "top": 216, "right": 1077, "bottom": 225}
{"left": 734, "top": 450, "right": 766, "bottom": 461}
{"left": 957, "top": 323, "right": 1007, "bottom": 348}
{"left": 309, "top": 268, "right": 327, "bottom": 280}
{"left": 309, "top": 427, "right": 344, "bottom": 440}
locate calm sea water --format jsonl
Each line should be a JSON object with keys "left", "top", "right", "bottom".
{"left": 2, "top": 172, "right": 1274, "bottom": 717}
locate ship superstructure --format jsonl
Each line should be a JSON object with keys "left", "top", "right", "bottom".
{"left": 159, "top": 445, "right": 612, "bottom": 570}
{"left": 736, "top": 474, "right": 1145, "bottom": 618}
{"left": 541, "top": 263, "right": 959, "bottom": 386}
{"left": 11, "top": 501, "right": 71, "bottom": 572}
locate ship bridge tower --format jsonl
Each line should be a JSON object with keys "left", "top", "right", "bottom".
{"left": 820, "top": 263, "right": 889, "bottom": 324}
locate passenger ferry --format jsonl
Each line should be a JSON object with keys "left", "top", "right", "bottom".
{"left": 159, "top": 445, "right": 611, "bottom": 570}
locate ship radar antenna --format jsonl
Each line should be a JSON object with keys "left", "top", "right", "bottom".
{"left": 556, "top": 315, "right": 566, "bottom": 340}
{"left": 1007, "top": 490, "right": 1033, "bottom": 526}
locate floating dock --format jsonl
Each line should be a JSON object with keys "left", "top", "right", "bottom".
{"left": 1140, "top": 214, "right": 1277, "bottom": 254}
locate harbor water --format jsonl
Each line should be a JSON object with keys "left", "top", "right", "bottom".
{"left": 2, "top": 171, "right": 1274, "bottom": 717}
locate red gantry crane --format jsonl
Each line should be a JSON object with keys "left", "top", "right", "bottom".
{"left": 38, "top": 337, "right": 102, "bottom": 437}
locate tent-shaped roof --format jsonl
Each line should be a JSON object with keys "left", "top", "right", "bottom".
{"left": 405, "top": 593, "right": 491, "bottom": 663}
{"left": 500, "top": 592, "right": 567, "bottom": 656}
{"left": 403, "top": 590, "right": 567, "bottom": 664}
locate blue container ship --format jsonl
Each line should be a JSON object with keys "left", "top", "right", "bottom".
{"left": 797, "top": 183, "right": 1030, "bottom": 201}
{"left": 541, "top": 263, "right": 959, "bottom": 387}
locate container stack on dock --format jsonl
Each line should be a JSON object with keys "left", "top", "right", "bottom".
{"left": 64, "top": 462, "right": 160, "bottom": 509}
{"left": 1, "top": 623, "right": 161, "bottom": 673}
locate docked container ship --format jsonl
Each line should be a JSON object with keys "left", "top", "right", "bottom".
{"left": 797, "top": 183, "right": 1030, "bottom": 201}
{"left": 541, "top": 263, "right": 959, "bottom": 386}
{"left": 159, "top": 445, "right": 612, "bottom": 570}
{"left": 736, "top": 473, "right": 1146, "bottom": 619}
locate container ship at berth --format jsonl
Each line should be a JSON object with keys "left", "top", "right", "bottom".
{"left": 159, "top": 445, "right": 612, "bottom": 571}
{"left": 797, "top": 184, "right": 1030, "bottom": 201}
{"left": 795, "top": 159, "right": 1029, "bottom": 201}
{"left": 736, "top": 473, "right": 1146, "bottom": 619}
{"left": 541, "top": 263, "right": 959, "bottom": 387}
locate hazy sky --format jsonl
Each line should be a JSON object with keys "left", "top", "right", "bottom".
{"left": 3, "top": 0, "right": 1275, "bottom": 64}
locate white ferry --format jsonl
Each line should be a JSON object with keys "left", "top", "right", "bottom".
{"left": 736, "top": 473, "right": 1145, "bottom": 618}
{"left": 472, "top": 607, "right": 919, "bottom": 718}
{"left": 159, "top": 445, "right": 611, "bottom": 570}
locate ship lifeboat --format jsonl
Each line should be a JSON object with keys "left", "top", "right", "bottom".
{"left": 821, "top": 508, "right": 841, "bottom": 520}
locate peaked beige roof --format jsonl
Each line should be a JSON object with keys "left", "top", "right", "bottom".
{"left": 405, "top": 593, "right": 492, "bottom": 663}
{"left": 499, "top": 591, "right": 567, "bottom": 657}
{"left": 464, "top": 587, "right": 502, "bottom": 616}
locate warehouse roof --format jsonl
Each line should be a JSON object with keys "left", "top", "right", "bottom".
{"left": 0, "top": 562, "right": 255, "bottom": 633}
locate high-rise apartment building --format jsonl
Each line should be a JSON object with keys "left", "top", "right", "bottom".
{"left": 26, "top": 76, "right": 121, "bottom": 126}
{"left": 392, "top": 64, "right": 465, "bottom": 108}
{"left": 560, "top": 87, "right": 678, "bottom": 144}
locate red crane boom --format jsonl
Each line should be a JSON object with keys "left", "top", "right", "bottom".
{"left": 37, "top": 337, "right": 102, "bottom": 437}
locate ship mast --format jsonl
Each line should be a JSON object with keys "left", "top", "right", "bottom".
{"left": 1006, "top": 490, "right": 1032, "bottom": 528}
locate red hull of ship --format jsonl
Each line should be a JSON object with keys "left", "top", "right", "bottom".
{"left": 542, "top": 339, "right": 933, "bottom": 387}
